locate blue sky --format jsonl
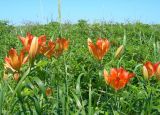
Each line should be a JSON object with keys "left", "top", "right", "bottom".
{"left": 0, "top": 0, "right": 160, "bottom": 25}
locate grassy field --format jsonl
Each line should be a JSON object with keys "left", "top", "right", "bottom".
{"left": 0, "top": 20, "right": 160, "bottom": 114}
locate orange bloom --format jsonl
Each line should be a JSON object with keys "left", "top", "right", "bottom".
{"left": 18, "top": 33, "right": 46, "bottom": 58}
{"left": 29, "top": 37, "right": 39, "bottom": 58}
{"left": 104, "top": 67, "right": 135, "bottom": 90}
{"left": 18, "top": 32, "right": 34, "bottom": 51}
{"left": 53, "top": 38, "right": 69, "bottom": 58}
{"left": 88, "top": 38, "right": 110, "bottom": 60}
{"left": 143, "top": 61, "right": 160, "bottom": 79}
{"left": 4, "top": 48, "right": 28, "bottom": 72}
{"left": 40, "top": 40, "right": 56, "bottom": 58}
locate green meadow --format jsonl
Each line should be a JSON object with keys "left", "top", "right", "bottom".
{"left": 0, "top": 20, "right": 160, "bottom": 114}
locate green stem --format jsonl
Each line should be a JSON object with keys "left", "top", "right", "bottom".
{"left": 88, "top": 79, "right": 92, "bottom": 115}
{"left": 56, "top": 80, "right": 60, "bottom": 114}
{"left": 27, "top": 102, "right": 33, "bottom": 114}
{"left": 142, "top": 80, "right": 152, "bottom": 114}
{"left": 29, "top": 58, "right": 35, "bottom": 68}
{"left": 147, "top": 81, "right": 152, "bottom": 114}
{"left": 58, "top": 0, "right": 62, "bottom": 37}
{"left": 58, "top": 0, "right": 61, "bottom": 23}
{"left": 18, "top": 96, "right": 26, "bottom": 114}
{"left": 64, "top": 55, "right": 69, "bottom": 115}
{"left": 65, "top": 77, "right": 69, "bottom": 115}
{"left": 99, "top": 59, "right": 103, "bottom": 70}
{"left": 0, "top": 81, "right": 5, "bottom": 114}
{"left": 115, "top": 90, "right": 120, "bottom": 111}
{"left": 62, "top": 84, "right": 65, "bottom": 115}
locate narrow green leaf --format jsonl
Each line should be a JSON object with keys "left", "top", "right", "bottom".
{"left": 76, "top": 73, "right": 84, "bottom": 95}
{"left": 71, "top": 91, "right": 82, "bottom": 110}
{"left": 31, "top": 77, "right": 46, "bottom": 98}
{"left": 0, "top": 89, "right": 3, "bottom": 114}
{"left": 88, "top": 79, "right": 92, "bottom": 115}
{"left": 123, "top": 30, "right": 127, "bottom": 46}
{"left": 29, "top": 96, "right": 41, "bottom": 115}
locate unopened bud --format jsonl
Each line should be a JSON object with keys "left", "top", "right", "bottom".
{"left": 143, "top": 66, "right": 149, "bottom": 79}
{"left": 103, "top": 69, "right": 109, "bottom": 84}
{"left": 115, "top": 45, "right": 124, "bottom": 58}
{"left": 14, "top": 72, "right": 19, "bottom": 81}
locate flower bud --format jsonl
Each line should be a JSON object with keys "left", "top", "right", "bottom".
{"left": 14, "top": 72, "right": 19, "bottom": 81}
{"left": 143, "top": 66, "right": 149, "bottom": 79}
{"left": 103, "top": 69, "right": 109, "bottom": 83}
{"left": 115, "top": 45, "right": 124, "bottom": 58}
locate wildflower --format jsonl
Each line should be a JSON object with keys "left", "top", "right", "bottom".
{"left": 29, "top": 37, "right": 39, "bottom": 58}
{"left": 103, "top": 67, "right": 135, "bottom": 90}
{"left": 4, "top": 48, "right": 28, "bottom": 72}
{"left": 143, "top": 61, "right": 160, "bottom": 80}
{"left": 53, "top": 38, "right": 69, "bottom": 58}
{"left": 40, "top": 40, "right": 56, "bottom": 58}
{"left": 18, "top": 32, "right": 34, "bottom": 51}
{"left": 143, "top": 61, "right": 156, "bottom": 79}
{"left": 115, "top": 45, "right": 124, "bottom": 58}
{"left": 88, "top": 38, "right": 110, "bottom": 60}
{"left": 18, "top": 33, "right": 46, "bottom": 59}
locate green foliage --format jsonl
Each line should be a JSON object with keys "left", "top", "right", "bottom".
{"left": 0, "top": 20, "right": 160, "bottom": 114}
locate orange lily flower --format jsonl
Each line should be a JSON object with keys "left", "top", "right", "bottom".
{"left": 4, "top": 48, "right": 28, "bottom": 72}
{"left": 29, "top": 37, "right": 39, "bottom": 58}
{"left": 88, "top": 38, "right": 110, "bottom": 60}
{"left": 18, "top": 33, "right": 46, "bottom": 58}
{"left": 40, "top": 40, "right": 56, "bottom": 58}
{"left": 104, "top": 67, "right": 135, "bottom": 90}
{"left": 18, "top": 32, "right": 34, "bottom": 51}
{"left": 143, "top": 61, "right": 160, "bottom": 79}
{"left": 53, "top": 38, "right": 69, "bottom": 58}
